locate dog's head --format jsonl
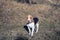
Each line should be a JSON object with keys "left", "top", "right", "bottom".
{"left": 26, "top": 15, "right": 33, "bottom": 23}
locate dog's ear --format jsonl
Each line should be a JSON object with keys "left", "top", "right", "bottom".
{"left": 30, "top": 15, "right": 34, "bottom": 22}
{"left": 30, "top": 15, "right": 33, "bottom": 20}
{"left": 25, "top": 15, "right": 28, "bottom": 21}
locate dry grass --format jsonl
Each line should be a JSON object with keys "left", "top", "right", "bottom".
{"left": 0, "top": 0, "right": 60, "bottom": 40}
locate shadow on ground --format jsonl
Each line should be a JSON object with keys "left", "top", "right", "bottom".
{"left": 14, "top": 0, "right": 37, "bottom": 4}
{"left": 15, "top": 36, "right": 28, "bottom": 40}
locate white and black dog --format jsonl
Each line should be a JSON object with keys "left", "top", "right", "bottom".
{"left": 26, "top": 15, "right": 39, "bottom": 37}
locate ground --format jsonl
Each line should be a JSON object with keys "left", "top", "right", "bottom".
{"left": 0, "top": 0, "right": 60, "bottom": 40}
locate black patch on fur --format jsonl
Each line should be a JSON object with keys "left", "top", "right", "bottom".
{"left": 33, "top": 17, "right": 39, "bottom": 24}
{"left": 24, "top": 25, "right": 29, "bottom": 33}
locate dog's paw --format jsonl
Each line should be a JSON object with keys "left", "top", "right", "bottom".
{"left": 35, "top": 31, "right": 38, "bottom": 33}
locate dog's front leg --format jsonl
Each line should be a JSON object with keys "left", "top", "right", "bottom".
{"left": 28, "top": 26, "right": 31, "bottom": 36}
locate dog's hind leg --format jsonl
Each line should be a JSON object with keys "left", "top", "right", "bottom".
{"left": 36, "top": 23, "right": 39, "bottom": 33}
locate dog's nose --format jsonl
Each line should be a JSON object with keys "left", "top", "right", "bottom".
{"left": 27, "top": 20, "right": 31, "bottom": 24}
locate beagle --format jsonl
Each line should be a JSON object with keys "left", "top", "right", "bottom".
{"left": 26, "top": 16, "right": 39, "bottom": 37}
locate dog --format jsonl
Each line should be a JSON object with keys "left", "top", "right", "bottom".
{"left": 26, "top": 17, "right": 39, "bottom": 37}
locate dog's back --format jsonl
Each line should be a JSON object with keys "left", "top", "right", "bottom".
{"left": 33, "top": 17, "right": 39, "bottom": 24}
